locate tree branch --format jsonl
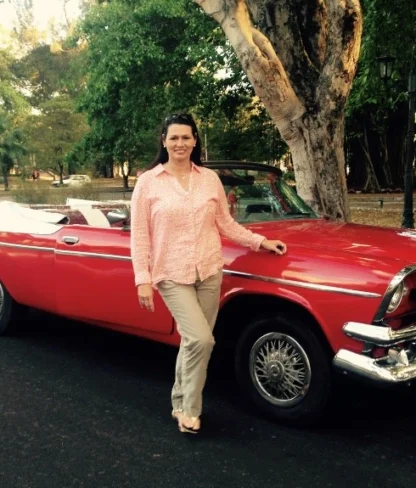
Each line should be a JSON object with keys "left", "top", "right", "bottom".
{"left": 317, "top": 0, "right": 362, "bottom": 113}
{"left": 245, "top": 0, "right": 327, "bottom": 108}
{"left": 194, "top": 0, "right": 227, "bottom": 24}
{"left": 194, "top": 0, "right": 304, "bottom": 138}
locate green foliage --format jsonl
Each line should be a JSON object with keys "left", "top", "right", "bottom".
{"left": 23, "top": 96, "right": 89, "bottom": 178}
{"left": 0, "top": 49, "right": 29, "bottom": 115}
{"left": 345, "top": 0, "right": 416, "bottom": 189}
{"left": 0, "top": 110, "right": 27, "bottom": 189}
{"left": 348, "top": 0, "right": 415, "bottom": 118}
{"left": 13, "top": 45, "right": 87, "bottom": 106}
{"left": 11, "top": 181, "right": 98, "bottom": 204}
{"left": 205, "top": 101, "right": 287, "bottom": 162}
{"left": 75, "top": 0, "right": 283, "bottom": 172}
{"left": 76, "top": 0, "right": 221, "bottom": 164}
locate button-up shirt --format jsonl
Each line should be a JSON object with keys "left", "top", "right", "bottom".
{"left": 130, "top": 163, "right": 265, "bottom": 286}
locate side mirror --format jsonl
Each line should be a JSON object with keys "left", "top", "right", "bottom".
{"left": 107, "top": 208, "right": 130, "bottom": 225}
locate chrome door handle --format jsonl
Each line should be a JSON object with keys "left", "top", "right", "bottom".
{"left": 61, "top": 236, "right": 79, "bottom": 245}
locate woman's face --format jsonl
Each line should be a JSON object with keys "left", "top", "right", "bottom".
{"left": 164, "top": 124, "right": 196, "bottom": 162}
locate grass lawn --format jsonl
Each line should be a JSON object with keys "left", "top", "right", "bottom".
{"left": 0, "top": 177, "right": 413, "bottom": 229}
{"left": 350, "top": 209, "right": 404, "bottom": 228}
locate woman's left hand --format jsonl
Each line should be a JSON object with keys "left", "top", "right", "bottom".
{"left": 261, "top": 239, "right": 287, "bottom": 255}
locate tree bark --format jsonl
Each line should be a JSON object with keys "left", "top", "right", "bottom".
{"left": 1, "top": 163, "right": 9, "bottom": 191}
{"left": 370, "top": 112, "right": 393, "bottom": 188}
{"left": 194, "top": 0, "right": 362, "bottom": 220}
{"left": 58, "top": 162, "right": 64, "bottom": 184}
{"left": 122, "top": 161, "right": 131, "bottom": 190}
{"left": 359, "top": 123, "right": 380, "bottom": 192}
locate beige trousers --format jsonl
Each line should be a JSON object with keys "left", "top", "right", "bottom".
{"left": 157, "top": 270, "right": 223, "bottom": 418}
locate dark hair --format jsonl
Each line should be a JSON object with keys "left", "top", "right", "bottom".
{"left": 150, "top": 113, "right": 203, "bottom": 168}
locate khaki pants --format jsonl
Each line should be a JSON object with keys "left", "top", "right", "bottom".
{"left": 157, "top": 270, "right": 223, "bottom": 418}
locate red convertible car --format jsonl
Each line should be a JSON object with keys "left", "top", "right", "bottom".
{"left": 1, "top": 161, "right": 416, "bottom": 424}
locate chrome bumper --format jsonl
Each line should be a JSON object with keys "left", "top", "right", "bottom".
{"left": 333, "top": 321, "right": 416, "bottom": 384}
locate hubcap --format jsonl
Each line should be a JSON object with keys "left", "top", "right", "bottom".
{"left": 249, "top": 332, "right": 312, "bottom": 407}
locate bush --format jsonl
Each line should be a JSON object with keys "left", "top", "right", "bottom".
{"left": 11, "top": 182, "right": 99, "bottom": 204}
{"left": 11, "top": 182, "right": 50, "bottom": 204}
{"left": 282, "top": 171, "right": 295, "bottom": 182}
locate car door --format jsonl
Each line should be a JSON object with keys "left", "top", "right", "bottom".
{"left": 54, "top": 224, "right": 173, "bottom": 334}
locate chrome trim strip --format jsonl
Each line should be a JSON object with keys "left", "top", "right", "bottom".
{"left": 333, "top": 349, "right": 416, "bottom": 383}
{"left": 223, "top": 269, "right": 381, "bottom": 298}
{"left": 0, "top": 241, "right": 54, "bottom": 253}
{"left": 0, "top": 241, "right": 386, "bottom": 299}
{"left": 0, "top": 241, "right": 131, "bottom": 260}
{"left": 55, "top": 249, "right": 131, "bottom": 261}
{"left": 373, "top": 265, "right": 416, "bottom": 323}
{"left": 343, "top": 321, "right": 416, "bottom": 347}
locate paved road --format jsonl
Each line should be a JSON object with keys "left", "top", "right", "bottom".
{"left": 1, "top": 311, "right": 415, "bottom": 488}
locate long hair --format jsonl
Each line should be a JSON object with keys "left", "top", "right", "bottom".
{"left": 150, "top": 113, "right": 203, "bottom": 168}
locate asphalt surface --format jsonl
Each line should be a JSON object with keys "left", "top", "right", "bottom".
{"left": 0, "top": 311, "right": 416, "bottom": 488}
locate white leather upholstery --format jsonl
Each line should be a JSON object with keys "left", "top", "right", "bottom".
{"left": 78, "top": 208, "right": 111, "bottom": 228}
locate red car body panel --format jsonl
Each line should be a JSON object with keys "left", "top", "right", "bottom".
{"left": 1, "top": 215, "right": 415, "bottom": 355}
{"left": 0, "top": 232, "right": 57, "bottom": 312}
{"left": 54, "top": 226, "right": 173, "bottom": 335}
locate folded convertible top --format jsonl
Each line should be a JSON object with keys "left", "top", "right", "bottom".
{"left": 0, "top": 201, "right": 67, "bottom": 235}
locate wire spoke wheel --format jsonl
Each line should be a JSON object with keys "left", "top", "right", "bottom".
{"left": 249, "top": 332, "right": 312, "bottom": 407}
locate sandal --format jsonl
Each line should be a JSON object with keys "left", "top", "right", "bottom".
{"left": 179, "top": 415, "right": 200, "bottom": 434}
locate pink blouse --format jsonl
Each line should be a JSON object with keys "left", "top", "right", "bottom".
{"left": 130, "top": 163, "right": 265, "bottom": 286}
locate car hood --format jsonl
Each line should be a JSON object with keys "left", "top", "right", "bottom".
{"left": 247, "top": 219, "right": 416, "bottom": 263}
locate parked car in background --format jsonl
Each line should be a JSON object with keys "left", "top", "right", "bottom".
{"left": 51, "top": 174, "right": 91, "bottom": 188}
{"left": 1, "top": 161, "right": 416, "bottom": 425}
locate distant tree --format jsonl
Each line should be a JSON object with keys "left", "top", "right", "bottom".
{"left": 204, "top": 99, "right": 287, "bottom": 163}
{"left": 0, "top": 111, "right": 27, "bottom": 190}
{"left": 76, "top": 0, "right": 283, "bottom": 186}
{"left": 346, "top": 0, "right": 416, "bottom": 191}
{"left": 28, "top": 96, "right": 89, "bottom": 182}
{"left": 76, "top": 1, "right": 199, "bottom": 186}
{"left": 13, "top": 44, "right": 87, "bottom": 106}
{"left": 66, "top": 131, "right": 116, "bottom": 177}
{"left": 0, "top": 48, "right": 29, "bottom": 114}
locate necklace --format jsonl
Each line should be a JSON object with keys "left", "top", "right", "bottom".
{"left": 165, "top": 163, "right": 192, "bottom": 180}
{"left": 171, "top": 169, "right": 191, "bottom": 179}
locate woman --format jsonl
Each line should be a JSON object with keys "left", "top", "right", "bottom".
{"left": 130, "top": 113, "right": 287, "bottom": 434}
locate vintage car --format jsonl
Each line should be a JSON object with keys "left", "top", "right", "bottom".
{"left": 51, "top": 174, "right": 92, "bottom": 188}
{"left": 1, "top": 161, "right": 416, "bottom": 425}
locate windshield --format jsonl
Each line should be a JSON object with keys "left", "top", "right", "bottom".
{"left": 214, "top": 168, "right": 317, "bottom": 223}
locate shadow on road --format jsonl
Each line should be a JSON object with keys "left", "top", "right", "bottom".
{"left": 13, "top": 309, "right": 416, "bottom": 440}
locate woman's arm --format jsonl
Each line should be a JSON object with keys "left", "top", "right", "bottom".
{"left": 130, "top": 178, "right": 152, "bottom": 286}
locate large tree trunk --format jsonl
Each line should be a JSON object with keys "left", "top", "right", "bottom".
{"left": 288, "top": 114, "right": 350, "bottom": 218}
{"left": 194, "top": 0, "right": 362, "bottom": 220}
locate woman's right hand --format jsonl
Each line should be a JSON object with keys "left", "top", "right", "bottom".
{"left": 137, "top": 284, "right": 155, "bottom": 312}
